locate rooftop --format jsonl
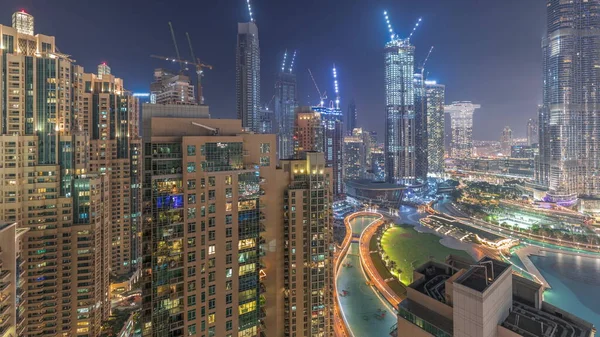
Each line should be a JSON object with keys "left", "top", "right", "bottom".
{"left": 411, "top": 261, "right": 459, "bottom": 304}
{"left": 454, "top": 257, "right": 510, "bottom": 293}
{"left": 345, "top": 179, "right": 406, "bottom": 191}
{"left": 502, "top": 301, "right": 593, "bottom": 337}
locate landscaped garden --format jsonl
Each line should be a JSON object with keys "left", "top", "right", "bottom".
{"left": 376, "top": 224, "right": 473, "bottom": 285}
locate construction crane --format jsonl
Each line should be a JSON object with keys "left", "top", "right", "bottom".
{"left": 420, "top": 46, "right": 434, "bottom": 71}
{"left": 308, "top": 68, "right": 327, "bottom": 107}
{"left": 407, "top": 17, "right": 423, "bottom": 42}
{"left": 168, "top": 22, "right": 184, "bottom": 73}
{"left": 383, "top": 10, "right": 397, "bottom": 42}
{"left": 332, "top": 64, "right": 340, "bottom": 109}
{"left": 185, "top": 32, "right": 213, "bottom": 105}
{"left": 150, "top": 55, "right": 213, "bottom": 105}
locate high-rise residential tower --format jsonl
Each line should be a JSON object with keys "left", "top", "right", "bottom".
{"left": 294, "top": 107, "right": 324, "bottom": 155}
{"left": 538, "top": 0, "right": 600, "bottom": 202}
{"left": 384, "top": 33, "right": 418, "bottom": 185}
{"left": 0, "top": 12, "right": 140, "bottom": 336}
{"left": 346, "top": 99, "right": 357, "bottom": 135}
{"left": 141, "top": 116, "right": 277, "bottom": 337}
{"left": 313, "top": 106, "right": 344, "bottom": 195}
{"left": 83, "top": 67, "right": 142, "bottom": 277}
{"left": 426, "top": 81, "right": 446, "bottom": 176}
{"left": 445, "top": 102, "right": 480, "bottom": 159}
{"left": 236, "top": 21, "right": 261, "bottom": 132}
{"left": 275, "top": 51, "right": 298, "bottom": 159}
{"left": 501, "top": 126, "right": 513, "bottom": 156}
{"left": 344, "top": 133, "right": 366, "bottom": 181}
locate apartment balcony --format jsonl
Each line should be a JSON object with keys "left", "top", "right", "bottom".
{"left": 0, "top": 271, "right": 9, "bottom": 283}
{"left": 0, "top": 304, "right": 10, "bottom": 317}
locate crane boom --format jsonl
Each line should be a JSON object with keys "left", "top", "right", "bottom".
{"left": 168, "top": 22, "right": 183, "bottom": 72}
{"left": 407, "top": 17, "right": 423, "bottom": 42}
{"left": 150, "top": 54, "right": 213, "bottom": 104}
{"left": 185, "top": 32, "right": 207, "bottom": 104}
{"left": 308, "top": 68, "right": 326, "bottom": 107}
{"left": 421, "top": 46, "right": 434, "bottom": 70}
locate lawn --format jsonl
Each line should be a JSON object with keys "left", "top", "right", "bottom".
{"left": 380, "top": 225, "right": 473, "bottom": 285}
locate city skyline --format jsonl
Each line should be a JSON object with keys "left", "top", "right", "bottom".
{"left": 1, "top": 0, "right": 545, "bottom": 139}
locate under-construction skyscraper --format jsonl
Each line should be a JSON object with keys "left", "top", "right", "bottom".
{"left": 275, "top": 51, "right": 298, "bottom": 159}
{"left": 236, "top": 20, "right": 261, "bottom": 132}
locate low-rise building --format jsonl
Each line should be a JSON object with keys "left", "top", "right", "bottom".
{"left": 396, "top": 256, "right": 594, "bottom": 337}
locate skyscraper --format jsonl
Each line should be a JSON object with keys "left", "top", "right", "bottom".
{"left": 84, "top": 66, "right": 142, "bottom": 277}
{"left": 445, "top": 102, "right": 480, "bottom": 159}
{"left": 346, "top": 99, "right": 357, "bottom": 135}
{"left": 385, "top": 37, "right": 417, "bottom": 185}
{"left": 0, "top": 12, "right": 140, "bottom": 335}
{"left": 501, "top": 126, "right": 512, "bottom": 156}
{"left": 526, "top": 118, "right": 538, "bottom": 146}
{"left": 314, "top": 106, "right": 344, "bottom": 195}
{"left": 413, "top": 73, "right": 428, "bottom": 183}
{"left": 426, "top": 81, "right": 446, "bottom": 176}
{"left": 278, "top": 153, "right": 334, "bottom": 337}
{"left": 275, "top": 51, "right": 298, "bottom": 159}
{"left": 344, "top": 133, "right": 366, "bottom": 181}
{"left": 141, "top": 117, "right": 276, "bottom": 337}
{"left": 538, "top": 0, "right": 600, "bottom": 201}
{"left": 236, "top": 21, "right": 261, "bottom": 132}
{"left": 294, "top": 107, "right": 324, "bottom": 155}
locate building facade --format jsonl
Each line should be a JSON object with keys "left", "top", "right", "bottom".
{"left": 279, "top": 153, "right": 334, "bottom": 337}
{"left": 384, "top": 38, "right": 417, "bottom": 185}
{"left": 150, "top": 68, "right": 197, "bottom": 105}
{"left": 501, "top": 126, "right": 512, "bottom": 156}
{"left": 294, "top": 107, "right": 323, "bottom": 155}
{"left": 83, "top": 69, "right": 142, "bottom": 277}
{"left": 343, "top": 134, "right": 365, "bottom": 181}
{"left": 413, "top": 73, "right": 428, "bottom": 183}
{"left": 236, "top": 22, "right": 261, "bottom": 133}
{"left": 274, "top": 66, "right": 297, "bottom": 159}
{"left": 0, "top": 222, "right": 27, "bottom": 337}
{"left": 141, "top": 117, "right": 276, "bottom": 337}
{"left": 526, "top": 118, "right": 537, "bottom": 146}
{"left": 426, "top": 81, "right": 445, "bottom": 176}
{"left": 0, "top": 13, "right": 131, "bottom": 336}
{"left": 538, "top": 0, "right": 600, "bottom": 202}
{"left": 445, "top": 101, "right": 480, "bottom": 159}
{"left": 313, "top": 106, "right": 344, "bottom": 196}
{"left": 346, "top": 99, "right": 357, "bottom": 135}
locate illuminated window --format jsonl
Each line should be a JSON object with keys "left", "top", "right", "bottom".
{"left": 208, "top": 313, "right": 215, "bottom": 324}
{"left": 225, "top": 175, "right": 232, "bottom": 185}
{"left": 187, "top": 162, "right": 196, "bottom": 173}
{"left": 226, "top": 202, "right": 232, "bottom": 212}
{"left": 238, "top": 301, "right": 256, "bottom": 315}
{"left": 226, "top": 268, "right": 232, "bottom": 278}
{"left": 208, "top": 245, "right": 215, "bottom": 255}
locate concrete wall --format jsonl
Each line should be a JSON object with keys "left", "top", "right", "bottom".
{"left": 397, "top": 316, "right": 435, "bottom": 337}
{"left": 406, "top": 287, "right": 454, "bottom": 321}
{"left": 453, "top": 268, "right": 512, "bottom": 337}
{"left": 497, "top": 325, "right": 522, "bottom": 337}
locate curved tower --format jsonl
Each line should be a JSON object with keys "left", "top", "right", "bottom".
{"left": 540, "top": 0, "right": 600, "bottom": 202}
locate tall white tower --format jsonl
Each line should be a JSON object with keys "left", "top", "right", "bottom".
{"left": 445, "top": 101, "right": 480, "bottom": 159}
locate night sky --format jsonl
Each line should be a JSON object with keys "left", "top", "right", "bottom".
{"left": 2, "top": 0, "right": 545, "bottom": 140}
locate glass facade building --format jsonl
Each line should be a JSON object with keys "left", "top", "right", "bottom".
{"left": 538, "top": 0, "right": 600, "bottom": 201}
{"left": 445, "top": 102, "right": 480, "bottom": 159}
{"left": 236, "top": 22, "right": 261, "bottom": 133}
{"left": 384, "top": 38, "right": 417, "bottom": 185}
{"left": 426, "top": 81, "right": 445, "bottom": 176}
{"left": 275, "top": 69, "right": 297, "bottom": 159}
